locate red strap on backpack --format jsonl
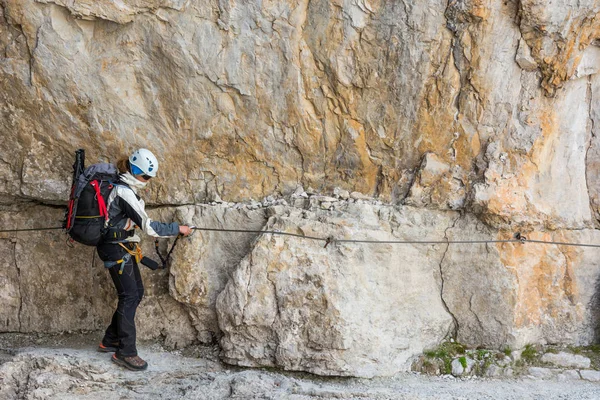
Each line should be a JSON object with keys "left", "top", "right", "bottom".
{"left": 90, "top": 180, "right": 108, "bottom": 220}
{"left": 65, "top": 186, "right": 76, "bottom": 230}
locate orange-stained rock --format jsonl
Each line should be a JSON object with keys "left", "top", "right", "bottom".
{"left": 2, "top": 0, "right": 600, "bottom": 378}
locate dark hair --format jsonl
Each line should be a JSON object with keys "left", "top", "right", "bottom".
{"left": 116, "top": 157, "right": 130, "bottom": 174}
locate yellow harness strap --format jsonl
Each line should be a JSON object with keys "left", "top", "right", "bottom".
{"left": 118, "top": 243, "right": 143, "bottom": 264}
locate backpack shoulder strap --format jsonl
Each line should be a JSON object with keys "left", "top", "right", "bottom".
{"left": 111, "top": 181, "right": 141, "bottom": 201}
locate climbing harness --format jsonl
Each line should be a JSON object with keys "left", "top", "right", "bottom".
{"left": 103, "top": 253, "right": 131, "bottom": 275}
{"left": 99, "top": 243, "right": 144, "bottom": 275}
{"left": 119, "top": 243, "right": 143, "bottom": 264}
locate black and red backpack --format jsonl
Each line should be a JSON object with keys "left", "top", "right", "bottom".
{"left": 64, "top": 150, "right": 120, "bottom": 246}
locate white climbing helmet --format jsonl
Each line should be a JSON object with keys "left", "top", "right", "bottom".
{"left": 129, "top": 148, "right": 158, "bottom": 177}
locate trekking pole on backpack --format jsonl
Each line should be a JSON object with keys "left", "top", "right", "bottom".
{"left": 64, "top": 149, "right": 86, "bottom": 231}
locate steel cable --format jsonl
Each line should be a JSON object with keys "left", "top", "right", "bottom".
{"left": 0, "top": 227, "right": 64, "bottom": 233}
{"left": 2, "top": 226, "right": 600, "bottom": 249}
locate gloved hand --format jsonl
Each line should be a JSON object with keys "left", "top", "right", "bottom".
{"left": 140, "top": 256, "right": 163, "bottom": 270}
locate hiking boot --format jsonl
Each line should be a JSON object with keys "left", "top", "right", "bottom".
{"left": 97, "top": 341, "right": 119, "bottom": 353}
{"left": 111, "top": 353, "right": 148, "bottom": 371}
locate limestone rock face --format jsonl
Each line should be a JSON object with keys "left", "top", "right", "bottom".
{"left": 518, "top": 0, "right": 600, "bottom": 95}
{"left": 35, "top": 1, "right": 187, "bottom": 24}
{"left": 442, "top": 216, "right": 600, "bottom": 349}
{"left": 0, "top": 0, "right": 444, "bottom": 204}
{"left": 167, "top": 205, "right": 267, "bottom": 343}
{"left": 0, "top": 203, "right": 196, "bottom": 348}
{"left": 215, "top": 204, "right": 600, "bottom": 375}
{"left": 1, "top": 0, "right": 600, "bottom": 222}
{"left": 3, "top": 0, "right": 600, "bottom": 379}
{"left": 0, "top": 204, "right": 111, "bottom": 333}
{"left": 216, "top": 204, "right": 455, "bottom": 377}
{"left": 541, "top": 352, "right": 591, "bottom": 369}
{"left": 405, "top": 153, "right": 465, "bottom": 210}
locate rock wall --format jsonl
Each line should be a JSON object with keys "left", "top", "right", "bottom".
{"left": 0, "top": 204, "right": 197, "bottom": 348}
{"left": 2, "top": 0, "right": 600, "bottom": 377}
{"left": 216, "top": 204, "right": 456, "bottom": 377}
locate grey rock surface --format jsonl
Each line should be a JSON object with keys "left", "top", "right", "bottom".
{"left": 557, "top": 370, "right": 582, "bottom": 381}
{"left": 167, "top": 205, "right": 267, "bottom": 343}
{"left": 4, "top": 200, "right": 600, "bottom": 377}
{"left": 484, "top": 364, "right": 503, "bottom": 378}
{"left": 0, "top": 204, "right": 196, "bottom": 348}
{"left": 2, "top": 342, "right": 600, "bottom": 400}
{"left": 451, "top": 357, "right": 476, "bottom": 377}
{"left": 216, "top": 204, "right": 456, "bottom": 377}
{"left": 541, "top": 352, "right": 592, "bottom": 369}
{"left": 580, "top": 369, "right": 600, "bottom": 382}
{"left": 528, "top": 367, "right": 557, "bottom": 379}
{"left": 3, "top": 0, "right": 600, "bottom": 379}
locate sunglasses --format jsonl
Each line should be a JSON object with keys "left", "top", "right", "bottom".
{"left": 142, "top": 174, "right": 152, "bottom": 180}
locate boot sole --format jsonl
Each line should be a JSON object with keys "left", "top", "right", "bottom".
{"left": 111, "top": 354, "right": 148, "bottom": 371}
{"left": 97, "top": 346, "right": 118, "bottom": 353}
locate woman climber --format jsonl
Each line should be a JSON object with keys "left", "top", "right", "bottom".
{"left": 95, "top": 148, "right": 192, "bottom": 371}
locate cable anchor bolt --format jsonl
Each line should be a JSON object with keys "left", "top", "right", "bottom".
{"left": 324, "top": 236, "right": 335, "bottom": 248}
{"left": 514, "top": 232, "right": 527, "bottom": 244}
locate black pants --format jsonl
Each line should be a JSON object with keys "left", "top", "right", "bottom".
{"left": 98, "top": 244, "right": 144, "bottom": 357}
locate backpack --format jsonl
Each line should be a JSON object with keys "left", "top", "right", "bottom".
{"left": 65, "top": 162, "right": 120, "bottom": 246}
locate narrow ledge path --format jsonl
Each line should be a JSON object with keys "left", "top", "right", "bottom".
{"left": 1, "top": 334, "right": 600, "bottom": 400}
